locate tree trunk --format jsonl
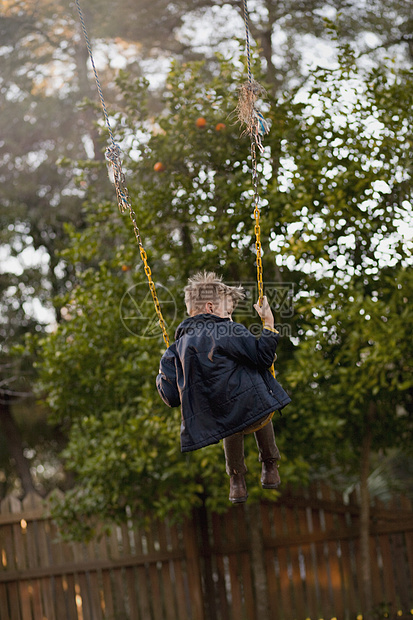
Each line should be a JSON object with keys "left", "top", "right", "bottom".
{"left": 0, "top": 393, "right": 38, "bottom": 497}
{"left": 359, "top": 402, "right": 375, "bottom": 618}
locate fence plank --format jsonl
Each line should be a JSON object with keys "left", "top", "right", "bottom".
{"left": 109, "top": 526, "right": 130, "bottom": 618}
{"left": 296, "top": 498, "right": 318, "bottom": 618}
{"left": 284, "top": 496, "right": 307, "bottom": 620}
{"left": 120, "top": 522, "right": 139, "bottom": 620}
{"left": 9, "top": 497, "right": 31, "bottom": 620}
{"left": 77, "top": 573, "right": 92, "bottom": 620}
{"left": 88, "top": 570, "right": 104, "bottom": 620}
{"left": 224, "top": 510, "right": 243, "bottom": 620}
{"left": 132, "top": 524, "right": 151, "bottom": 620}
{"left": 310, "top": 494, "right": 332, "bottom": 617}
{"left": 211, "top": 512, "right": 230, "bottom": 620}
{"left": 53, "top": 520, "right": 77, "bottom": 620}
{"left": 272, "top": 504, "right": 293, "bottom": 619}
{"left": 370, "top": 533, "right": 384, "bottom": 608}
{"left": 158, "top": 519, "right": 177, "bottom": 620}
{"left": 260, "top": 502, "right": 282, "bottom": 620}
{"left": 24, "top": 494, "right": 47, "bottom": 620}
{"left": 400, "top": 496, "right": 413, "bottom": 594}
{"left": 0, "top": 496, "right": 21, "bottom": 620}
{"left": 379, "top": 531, "right": 399, "bottom": 613}
{"left": 234, "top": 505, "right": 255, "bottom": 620}
{"left": 170, "top": 524, "right": 190, "bottom": 620}
{"left": 0, "top": 582, "right": 11, "bottom": 620}
{"left": 348, "top": 490, "right": 364, "bottom": 616}
{"left": 85, "top": 537, "right": 104, "bottom": 620}
{"left": 146, "top": 520, "right": 165, "bottom": 620}
{"left": 36, "top": 517, "right": 56, "bottom": 620}
{"left": 392, "top": 532, "right": 411, "bottom": 611}
{"left": 336, "top": 502, "right": 358, "bottom": 613}
{"left": 197, "top": 506, "right": 217, "bottom": 620}
{"left": 321, "top": 485, "right": 346, "bottom": 619}
{"left": 183, "top": 513, "right": 205, "bottom": 620}
{"left": 6, "top": 583, "right": 21, "bottom": 620}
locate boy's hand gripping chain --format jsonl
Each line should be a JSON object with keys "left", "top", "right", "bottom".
{"left": 240, "top": 0, "right": 276, "bottom": 381}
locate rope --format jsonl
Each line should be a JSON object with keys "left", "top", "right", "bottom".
{"left": 238, "top": 0, "right": 269, "bottom": 153}
{"left": 74, "top": 0, "right": 170, "bottom": 348}
{"left": 242, "top": 0, "right": 252, "bottom": 85}
{"left": 239, "top": 0, "right": 268, "bottom": 309}
{"left": 74, "top": 0, "right": 115, "bottom": 146}
{"left": 240, "top": 0, "right": 276, "bottom": 438}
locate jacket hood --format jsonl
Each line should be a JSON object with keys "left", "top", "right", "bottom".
{"left": 175, "top": 314, "right": 230, "bottom": 340}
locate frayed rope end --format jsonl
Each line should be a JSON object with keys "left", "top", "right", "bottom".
{"left": 236, "top": 80, "right": 270, "bottom": 150}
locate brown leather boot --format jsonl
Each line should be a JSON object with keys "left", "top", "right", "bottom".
{"left": 229, "top": 473, "right": 248, "bottom": 503}
{"left": 261, "top": 460, "right": 281, "bottom": 489}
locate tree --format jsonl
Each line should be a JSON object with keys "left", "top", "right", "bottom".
{"left": 35, "top": 56, "right": 318, "bottom": 539}
{"left": 37, "top": 49, "right": 413, "bottom": 620}
{"left": 2, "top": 0, "right": 412, "bottom": 547}
{"left": 269, "top": 51, "right": 413, "bottom": 616}
{"left": 0, "top": 0, "right": 119, "bottom": 495}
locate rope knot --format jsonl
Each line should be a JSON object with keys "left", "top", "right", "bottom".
{"left": 104, "top": 144, "right": 130, "bottom": 213}
{"left": 236, "top": 80, "right": 269, "bottom": 152}
{"left": 105, "top": 143, "right": 122, "bottom": 163}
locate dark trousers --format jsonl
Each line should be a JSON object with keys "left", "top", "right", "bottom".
{"left": 223, "top": 419, "right": 280, "bottom": 475}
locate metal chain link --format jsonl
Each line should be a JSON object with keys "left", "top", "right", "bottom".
{"left": 250, "top": 138, "right": 264, "bottom": 306}
{"left": 128, "top": 209, "right": 170, "bottom": 348}
{"left": 75, "top": 0, "right": 115, "bottom": 146}
{"left": 250, "top": 136, "right": 276, "bottom": 380}
{"left": 106, "top": 147, "right": 170, "bottom": 348}
{"left": 74, "top": 0, "right": 170, "bottom": 348}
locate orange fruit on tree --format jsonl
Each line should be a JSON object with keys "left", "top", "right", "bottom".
{"left": 215, "top": 123, "right": 226, "bottom": 131}
{"left": 154, "top": 162, "right": 165, "bottom": 172}
{"left": 122, "top": 265, "right": 131, "bottom": 272}
{"left": 195, "top": 117, "right": 207, "bottom": 128}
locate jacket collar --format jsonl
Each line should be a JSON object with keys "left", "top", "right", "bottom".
{"left": 175, "top": 314, "right": 230, "bottom": 339}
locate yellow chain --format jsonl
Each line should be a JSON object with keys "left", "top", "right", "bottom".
{"left": 108, "top": 150, "right": 170, "bottom": 348}
{"left": 139, "top": 246, "right": 170, "bottom": 349}
{"left": 251, "top": 139, "right": 264, "bottom": 306}
{"left": 254, "top": 204, "right": 264, "bottom": 305}
{"left": 72, "top": 0, "right": 170, "bottom": 350}
{"left": 250, "top": 139, "right": 275, "bottom": 378}
{"left": 130, "top": 211, "right": 170, "bottom": 349}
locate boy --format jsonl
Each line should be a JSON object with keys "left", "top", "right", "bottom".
{"left": 156, "top": 272, "right": 291, "bottom": 503}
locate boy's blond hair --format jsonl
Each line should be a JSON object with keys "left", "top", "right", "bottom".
{"left": 184, "top": 271, "right": 244, "bottom": 315}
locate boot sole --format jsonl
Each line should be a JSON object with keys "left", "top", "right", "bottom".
{"left": 229, "top": 494, "right": 248, "bottom": 504}
{"left": 261, "top": 482, "right": 281, "bottom": 489}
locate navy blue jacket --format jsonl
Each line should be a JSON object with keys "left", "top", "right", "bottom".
{"left": 156, "top": 314, "right": 291, "bottom": 452}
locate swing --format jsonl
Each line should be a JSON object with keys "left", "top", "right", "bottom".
{"left": 236, "top": 0, "right": 277, "bottom": 434}
{"left": 74, "top": 0, "right": 276, "bottom": 431}
{"left": 74, "top": 0, "right": 170, "bottom": 348}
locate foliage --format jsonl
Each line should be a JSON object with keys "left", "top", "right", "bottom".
{"left": 272, "top": 57, "right": 413, "bottom": 484}
{"left": 3, "top": 0, "right": 413, "bottom": 516}
{"left": 38, "top": 41, "right": 412, "bottom": 537}
{"left": 35, "top": 58, "right": 311, "bottom": 537}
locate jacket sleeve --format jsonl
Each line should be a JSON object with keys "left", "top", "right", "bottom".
{"left": 156, "top": 347, "right": 181, "bottom": 408}
{"left": 224, "top": 325, "right": 279, "bottom": 370}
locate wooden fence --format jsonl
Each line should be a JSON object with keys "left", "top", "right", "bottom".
{"left": 0, "top": 485, "right": 413, "bottom": 620}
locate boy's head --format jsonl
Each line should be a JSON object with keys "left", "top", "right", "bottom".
{"left": 184, "top": 271, "right": 244, "bottom": 318}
